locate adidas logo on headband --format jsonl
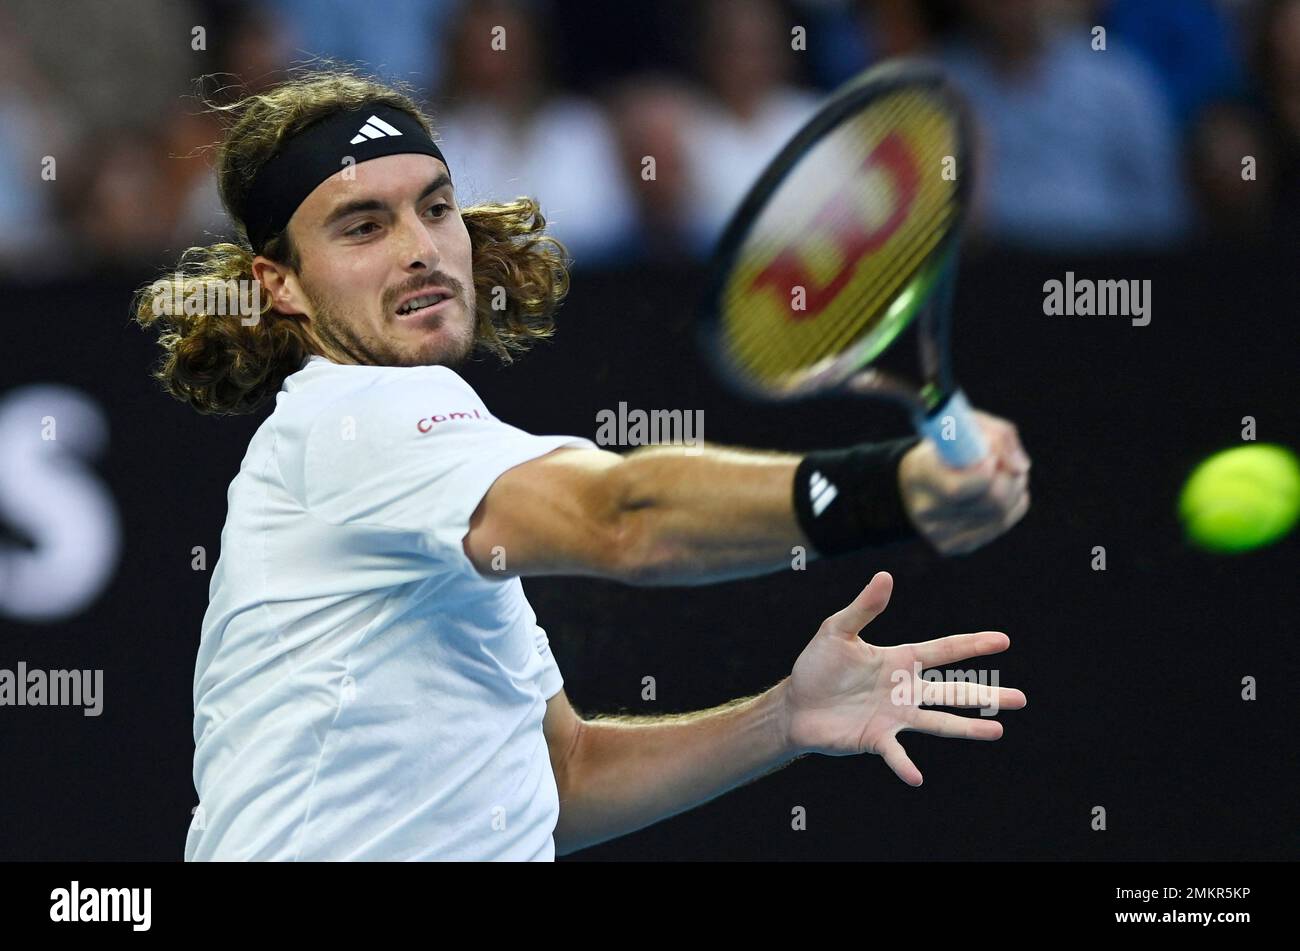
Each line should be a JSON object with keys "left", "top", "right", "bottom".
{"left": 243, "top": 103, "right": 448, "bottom": 253}
{"left": 350, "top": 114, "right": 404, "bottom": 145}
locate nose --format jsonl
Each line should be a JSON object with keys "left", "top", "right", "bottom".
{"left": 396, "top": 206, "right": 439, "bottom": 272}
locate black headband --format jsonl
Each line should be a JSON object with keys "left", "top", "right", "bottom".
{"left": 243, "top": 103, "right": 450, "bottom": 254}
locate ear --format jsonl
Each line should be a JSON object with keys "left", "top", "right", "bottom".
{"left": 251, "top": 254, "right": 309, "bottom": 318}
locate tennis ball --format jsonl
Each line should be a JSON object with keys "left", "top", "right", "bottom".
{"left": 1179, "top": 444, "right": 1300, "bottom": 553}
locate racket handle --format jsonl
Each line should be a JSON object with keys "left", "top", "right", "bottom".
{"left": 918, "top": 389, "right": 988, "bottom": 468}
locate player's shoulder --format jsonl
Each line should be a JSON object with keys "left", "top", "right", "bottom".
{"left": 304, "top": 357, "right": 469, "bottom": 391}
{"left": 269, "top": 360, "right": 488, "bottom": 458}
{"left": 291, "top": 360, "right": 477, "bottom": 421}
{"left": 273, "top": 361, "right": 490, "bottom": 501}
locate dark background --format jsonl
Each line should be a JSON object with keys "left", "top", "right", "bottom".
{"left": 2, "top": 242, "right": 1295, "bottom": 861}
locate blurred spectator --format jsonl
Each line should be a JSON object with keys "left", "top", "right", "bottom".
{"left": 433, "top": 0, "right": 637, "bottom": 267}
{"left": 679, "top": 0, "right": 822, "bottom": 254}
{"left": 268, "top": 0, "right": 462, "bottom": 91}
{"left": 1186, "top": 0, "right": 1300, "bottom": 243}
{"left": 1251, "top": 0, "right": 1300, "bottom": 243}
{"left": 838, "top": 0, "right": 950, "bottom": 83}
{"left": 606, "top": 75, "right": 705, "bottom": 264}
{"left": 163, "top": 1, "right": 302, "bottom": 250}
{"left": 56, "top": 1, "right": 300, "bottom": 266}
{"left": 0, "top": 12, "right": 73, "bottom": 274}
{"left": 1102, "top": 0, "right": 1247, "bottom": 131}
{"left": 5, "top": 0, "right": 199, "bottom": 133}
{"left": 61, "top": 126, "right": 179, "bottom": 265}
{"left": 1187, "top": 102, "right": 1274, "bottom": 240}
{"left": 2, "top": 0, "right": 203, "bottom": 273}
{"left": 0, "top": 0, "right": 1289, "bottom": 273}
{"left": 940, "top": 0, "right": 1190, "bottom": 250}
{"left": 790, "top": 0, "right": 874, "bottom": 90}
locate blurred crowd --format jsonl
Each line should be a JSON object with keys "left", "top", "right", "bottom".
{"left": 0, "top": 0, "right": 1296, "bottom": 277}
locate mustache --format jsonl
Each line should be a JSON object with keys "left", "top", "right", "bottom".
{"left": 386, "top": 274, "right": 465, "bottom": 311}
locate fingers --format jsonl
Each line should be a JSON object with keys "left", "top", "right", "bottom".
{"left": 933, "top": 452, "right": 998, "bottom": 501}
{"left": 824, "top": 571, "right": 893, "bottom": 638}
{"left": 906, "top": 709, "right": 1005, "bottom": 740}
{"left": 1003, "top": 426, "right": 1031, "bottom": 475}
{"left": 879, "top": 736, "right": 923, "bottom": 787}
{"left": 933, "top": 487, "right": 1030, "bottom": 555}
{"left": 926, "top": 472, "right": 1030, "bottom": 555}
{"left": 911, "top": 631, "right": 1010, "bottom": 668}
{"left": 918, "top": 679, "right": 1027, "bottom": 711}
{"left": 930, "top": 466, "right": 1025, "bottom": 521}
{"left": 989, "top": 467, "right": 1028, "bottom": 514}
{"left": 899, "top": 419, "right": 1031, "bottom": 556}
{"left": 1000, "top": 486, "right": 1031, "bottom": 532}
{"left": 974, "top": 411, "right": 1031, "bottom": 475}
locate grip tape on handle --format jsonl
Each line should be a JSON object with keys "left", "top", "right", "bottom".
{"left": 917, "top": 389, "right": 987, "bottom": 468}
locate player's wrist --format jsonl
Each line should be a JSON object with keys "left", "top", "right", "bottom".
{"left": 766, "top": 677, "right": 809, "bottom": 759}
{"left": 792, "top": 436, "right": 922, "bottom": 557}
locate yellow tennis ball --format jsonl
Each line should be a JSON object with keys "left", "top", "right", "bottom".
{"left": 1179, "top": 444, "right": 1300, "bottom": 552}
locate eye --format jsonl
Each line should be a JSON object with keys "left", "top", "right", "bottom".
{"left": 345, "top": 221, "right": 379, "bottom": 237}
{"left": 425, "top": 202, "right": 452, "bottom": 220}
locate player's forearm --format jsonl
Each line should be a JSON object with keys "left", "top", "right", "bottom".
{"left": 609, "top": 443, "right": 808, "bottom": 584}
{"left": 552, "top": 679, "right": 799, "bottom": 856}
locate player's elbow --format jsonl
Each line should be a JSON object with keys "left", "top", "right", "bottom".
{"left": 603, "top": 508, "right": 685, "bottom": 585}
{"left": 598, "top": 467, "right": 685, "bottom": 585}
{"left": 472, "top": 447, "right": 686, "bottom": 584}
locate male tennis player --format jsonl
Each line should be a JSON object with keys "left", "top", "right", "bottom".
{"left": 136, "top": 70, "right": 1030, "bottom": 860}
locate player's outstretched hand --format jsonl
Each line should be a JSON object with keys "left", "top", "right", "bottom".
{"left": 899, "top": 410, "right": 1031, "bottom": 555}
{"left": 777, "top": 572, "right": 1026, "bottom": 786}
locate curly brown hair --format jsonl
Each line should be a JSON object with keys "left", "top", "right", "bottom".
{"left": 133, "top": 66, "right": 570, "bottom": 416}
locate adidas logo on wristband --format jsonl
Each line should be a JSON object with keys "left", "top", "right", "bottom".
{"left": 809, "top": 470, "right": 839, "bottom": 517}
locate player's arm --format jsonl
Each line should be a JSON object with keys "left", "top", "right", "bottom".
{"left": 544, "top": 572, "right": 1026, "bottom": 855}
{"left": 463, "top": 412, "right": 1031, "bottom": 584}
{"left": 542, "top": 685, "right": 796, "bottom": 856}
{"left": 464, "top": 442, "right": 806, "bottom": 584}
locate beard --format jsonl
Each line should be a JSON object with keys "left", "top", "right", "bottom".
{"left": 301, "top": 275, "right": 478, "bottom": 369}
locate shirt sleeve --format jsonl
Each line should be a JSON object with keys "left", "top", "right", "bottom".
{"left": 300, "top": 365, "right": 597, "bottom": 577}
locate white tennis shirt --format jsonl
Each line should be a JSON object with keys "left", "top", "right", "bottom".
{"left": 184, "top": 355, "right": 595, "bottom": 860}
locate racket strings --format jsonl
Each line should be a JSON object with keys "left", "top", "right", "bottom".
{"left": 721, "top": 87, "right": 960, "bottom": 388}
{"left": 730, "top": 125, "right": 952, "bottom": 373}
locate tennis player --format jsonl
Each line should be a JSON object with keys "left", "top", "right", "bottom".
{"left": 136, "top": 70, "right": 1030, "bottom": 861}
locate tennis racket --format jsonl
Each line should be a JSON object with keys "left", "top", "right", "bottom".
{"left": 700, "top": 59, "right": 987, "bottom": 467}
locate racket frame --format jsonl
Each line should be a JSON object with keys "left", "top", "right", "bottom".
{"left": 699, "top": 59, "right": 975, "bottom": 418}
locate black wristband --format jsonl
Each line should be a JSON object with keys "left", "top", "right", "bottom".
{"left": 793, "top": 436, "right": 922, "bottom": 557}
